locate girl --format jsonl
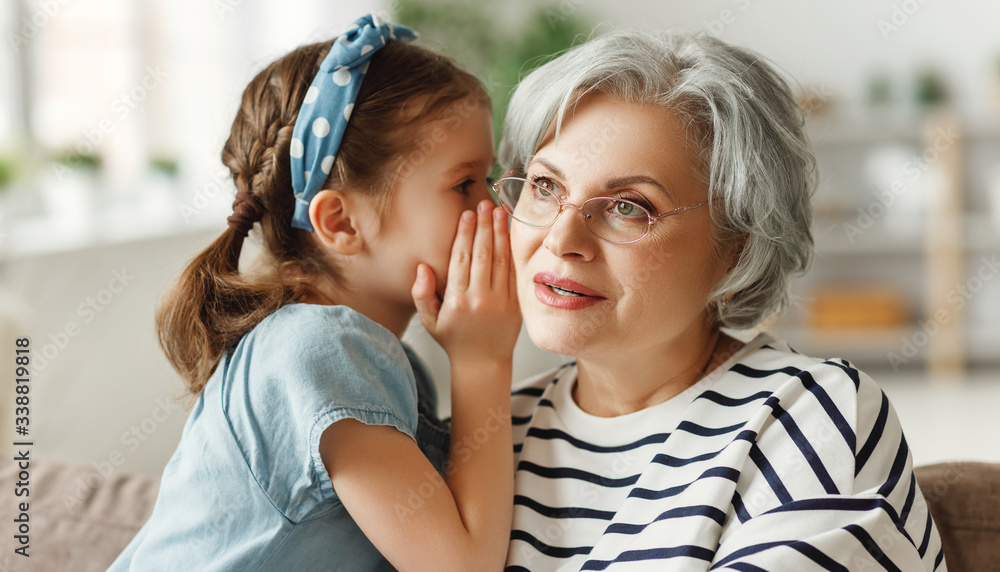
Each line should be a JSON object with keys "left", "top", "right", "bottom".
{"left": 109, "top": 14, "right": 520, "bottom": 572}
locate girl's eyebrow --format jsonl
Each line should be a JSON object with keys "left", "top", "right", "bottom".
{"left": 446, "top": 155, "right": 497, "bottom": 176}
{"left": 529, "top": 157, "right": 675, "bottom": 202}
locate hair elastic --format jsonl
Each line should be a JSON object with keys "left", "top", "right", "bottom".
{"left": 227, "top": 191, "right": 266, "bottom": 237}
{"left": 288, "top": 13, "right": 418, "bottom": 231}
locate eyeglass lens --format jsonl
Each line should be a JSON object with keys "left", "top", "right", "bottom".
{"left": 495, "top": 178, "right": 652, "bottom": 243}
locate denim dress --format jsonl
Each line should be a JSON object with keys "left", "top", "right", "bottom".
{"left": 108, "top": 304, "right": 451, "bottom": 571}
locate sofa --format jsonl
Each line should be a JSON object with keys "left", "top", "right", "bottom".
{"left": 1, "top": 458, "right": 997, "bottom": 571}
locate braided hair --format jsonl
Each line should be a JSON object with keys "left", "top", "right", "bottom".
{"left": 156, "top": 39, "right": 489, "bottom": 395}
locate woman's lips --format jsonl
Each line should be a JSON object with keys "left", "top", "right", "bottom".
{"left": 533, "top": 272, "right": 606, "bottom": 310}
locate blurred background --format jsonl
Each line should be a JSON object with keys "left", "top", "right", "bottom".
{"left": 0, "top": 0, "right": 997, "bottom": 478}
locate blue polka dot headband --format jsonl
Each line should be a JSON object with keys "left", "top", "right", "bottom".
{"left": 289, "top": 14, "right": 418, "bottom": 231}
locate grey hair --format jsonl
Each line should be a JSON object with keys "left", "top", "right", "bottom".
{"left": 499, "top": 30, "right": 815, "bottom": 330}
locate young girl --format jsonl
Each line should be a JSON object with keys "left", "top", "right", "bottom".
{"left": 109, "top": 14, "right": 520, "bottom": 571}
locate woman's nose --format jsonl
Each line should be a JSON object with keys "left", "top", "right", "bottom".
{"left": 541, "top": 204, "right": 597, "bottom": 261}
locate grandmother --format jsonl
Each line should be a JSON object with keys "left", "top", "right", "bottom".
{"left": 495, "top": 31, "right": 945, "bottom": 571}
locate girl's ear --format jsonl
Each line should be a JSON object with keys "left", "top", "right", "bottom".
{"left": 309, "top": 190, "right": 366, "bottom": 255}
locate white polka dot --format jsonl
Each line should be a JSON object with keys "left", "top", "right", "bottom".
{"left": 289, "top": 138, "right": 304, "bottom": 158}
{"left": 321, "top": 155, "right": 335, "bottom": 174}
{"left": 304, "top": 171, "right": 311, "bottom": 183}
{"left": 343, "top": 103, "right": 354, "bottom": 121}
{"left": 303, "top": 86, "right": 319, "bottom": 104}
{"left": 332, "top": 66, "right": 352, "bottom": 86}
{"left": 360, "top": 44, "right": 374, "bottom": 56}
{"left": 312, "top": 117, "right": 330, "bottom": 138}
{"left": 361, "top": 61, "right": 371, "bottom": 75}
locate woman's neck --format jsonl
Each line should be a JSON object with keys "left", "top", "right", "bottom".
{"left": 572, "top": 326, "right": 742, "bottom": 418}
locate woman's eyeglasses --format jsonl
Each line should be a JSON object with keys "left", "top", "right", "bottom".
{"left": 490, "top": 170, "right": 707, "bottom": 245}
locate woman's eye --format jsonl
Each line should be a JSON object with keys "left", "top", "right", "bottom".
{"left": 612, "top": 200, "right": 646, "bottom": 217}
{"left": 532, "top": 177, "right": 560, "bottom": 198}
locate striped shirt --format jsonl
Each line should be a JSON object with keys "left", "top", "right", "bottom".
{"left": 506, "top": 333, "right": 945, "bottom": 571}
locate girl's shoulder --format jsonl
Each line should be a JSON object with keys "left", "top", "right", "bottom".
{"left": 245, "top": 303, "right": 405, "bottom": 359}
{"left": 226, "top": 302, "right": 416, "bottom": 414}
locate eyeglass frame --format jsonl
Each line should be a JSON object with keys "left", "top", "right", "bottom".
{"left": 490, "top": 170, "right": 709, "bottom": 245}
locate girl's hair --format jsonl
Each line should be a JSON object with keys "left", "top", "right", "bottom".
{"left": 500, "top": 31, "right": 816, "bottom": 330}
{"left": 157, "top": 38, "right": 489, "bottom": 395}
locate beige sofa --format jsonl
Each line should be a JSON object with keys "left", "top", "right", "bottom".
{"left": 1, "top": 458, "right": 996, "bottom": 571}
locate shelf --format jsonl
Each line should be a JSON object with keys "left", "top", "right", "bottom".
{"left": 806, "top": 113, "right": 1000, "bottom": 147}
{"left": 772, "top": 326, "right": 919, "bottom": 367}
{"left": 812, "top": 216, "right": 924, "bottom": 256}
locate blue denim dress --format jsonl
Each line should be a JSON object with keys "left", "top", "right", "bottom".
{"left": 108, "top": 304, "right": 450, "bottom": 571}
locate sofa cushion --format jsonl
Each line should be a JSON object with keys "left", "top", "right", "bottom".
{"left": 915, "top": 461, "right": 1000, "bottom": 572}
{"left": 0, "top": 457, "right": 158, "bottom": 571}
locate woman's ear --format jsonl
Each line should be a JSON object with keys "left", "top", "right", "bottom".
{"left": 309, "top": 190, "right": 366, "bottom": 255}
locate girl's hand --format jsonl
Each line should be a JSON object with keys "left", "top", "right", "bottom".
{"left": 412, "top": 200, "right": 521, "bottom": 366}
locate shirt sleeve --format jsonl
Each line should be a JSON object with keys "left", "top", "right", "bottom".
{"left": 223, "top": 305, "right": 419, "bottom": 523}
{"left": 712, "top": 362, "right": 946, "bottom": 571}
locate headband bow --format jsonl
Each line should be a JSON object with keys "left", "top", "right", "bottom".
{"left": 289, "top": 14, "right": 418, "bottom": 231}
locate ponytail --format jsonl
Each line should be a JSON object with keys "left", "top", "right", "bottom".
{"left": 155, "top": 228, "right": 303, "bottom": 395}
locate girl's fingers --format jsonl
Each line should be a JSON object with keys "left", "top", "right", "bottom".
{"left": 491, "top": 207, "right": 510, "bottom": 294}
{"left": 508, "top": 247, "right": 518, "bottom": 305}
{"left": 468, "top": 201, "right": 494, "bottom": 290}
{"left": 411, "top": 264, "right": 441, "bottom": 330}
{"left": 446, "top": 210, "right": 476, "bottom": 292}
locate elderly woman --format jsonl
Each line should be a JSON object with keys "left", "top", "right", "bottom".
{"left": 495, "top": 32, "right": 945, "bottom": 571}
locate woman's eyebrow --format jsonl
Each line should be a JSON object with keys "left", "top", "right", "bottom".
{"left": 604, "top": 176, "right": 676, "bottom": 201}
{"left": 531, "top": 157, "right": 676, "bottom": 202}
{"left": 527, "top": 157, "right": 566, "bottom": 180}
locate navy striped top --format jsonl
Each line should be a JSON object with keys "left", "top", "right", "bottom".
{"left": 506, "top": 334, "right": 945, "bottom": 571}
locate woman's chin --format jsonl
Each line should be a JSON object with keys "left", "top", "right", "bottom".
{"left": 523, "top": 316, "right": 599, "bottom": 358}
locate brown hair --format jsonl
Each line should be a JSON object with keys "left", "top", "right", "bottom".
{"left": 156, "top": 38, "right": 489, "bottom": 395}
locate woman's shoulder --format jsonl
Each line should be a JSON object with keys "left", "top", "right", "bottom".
{"left": 716, "top": 332, "right": 887, "bottom": 441}
{"left": 726, "top": 332, "right": 870, "bottom": 394}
